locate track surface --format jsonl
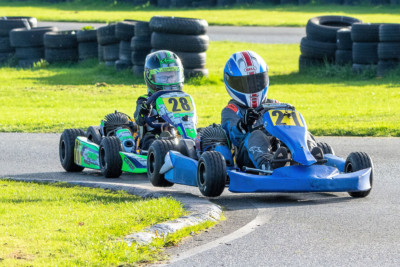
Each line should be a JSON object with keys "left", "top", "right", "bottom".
{"left": 38, "top": 22, "right": 305, "bottom": 44}
{"left": 1, "top": 133, "right": 399, "bottom": 266}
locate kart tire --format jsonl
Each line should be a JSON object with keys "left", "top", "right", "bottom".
{"left": 0, "top": 37, "right": 13, "bottom": 53}
{"left": 15, "top": 47, "right": 44, "bottom": 59}
{"left": 97, "top": 24, "right": 118, "bottom": 45}
{"left": 317, "top": 142, "right": 335, "bottom": 155}
{"left": 157, "top": 0, "right": 171, "bottom": 7}
{"left": 115, "top": 59, "right": 132, "bottom": 71}
{"left": 217, "top": 0, "right": 235, "bottom": 5}
{"left": 0, "top": 16, "right": 37, "bottom": 28}
{"left": 59, "top": 128, "right": 85, "bottom": 172}
{"left": 378, "top": 42, "right": 400, "bottom": 60}
{"left": 44, "top": 31, "right": 78, "bottom": 49}
{"left": 99, "top": 136, "right": 123, "bottom": 178}
{"left": 45, "top": 48, "right": 79, "bottom": 63}
{"left": 86, "top": 126, "right": 102, "bottom": 145}
{"left": 115, "top": 21, "right": 136, "bottom": 41}
{"left": 98, "top": 45, "right": 104, "bottom": 62}
{"left": 351, "top": 23, "right": 381, "bottom": 42}
{"left": 335, "top": 50, "right": 352, "bottom": 65}
{"left": 10, "top": 27, "right": 57, "bottom": 48}
{"left": 0, "top": 52, "right": 13, "bottom": 63}
{"left": 103, "top": 43, "right": 119, "bottom": 61}
{"left": 131, "top": 50, "right": 150, "bottom": 65}
{"left": 300, "top": 37, "right": 337, "bottom": 60}
{"left": 76, "top": 29, "right": 97, "bottom": 43}
{"left": 345, "top": 152, "right": 373, "bottom": 198}
{"left": 175, "top": 51, "right": 206, "bottom": 69}
{"left": 147, "top": 140, "right": 177, "bottom": 187}
{"left": 130, "top": 36, "right": 151, "bottom": 51}
{"left": 352, "top": 42, "right": 378, "bottom": 64}
{"left": 197, "top": 151, "right": 226, "bottom": 197}
{"left": 18, "top": 58, "right": 42, "bottom": 68}
{"left": 119, "top": 40, "right": 131, "bottom": 61}
{"left": 352, "top": 63, "right": 376, "bottom": 74}
{"left": 0, "top": 18, "right": 30, "bottom": 37}
{"left": 377, "top": 60, "right": 399, "bottom": 77}
{"left": 78, "top": 41, "right": 98, "bottom": 60}
{"left": 336, "top": 28, "right": 353, "bottom": 50}
{"left": 134, "top": 21, "right": 151, "bottom": 37}
{"left": 149, "top": 16, "right": 208, "bottom": 35}
{"left": 151, "top": 32, "right": 209, "bottom": 53}
{"left": 132, "top": 64, "right": 144, "bottom": 76}
{"left": 379, "top": 24, "right": 400, "bottom": 42}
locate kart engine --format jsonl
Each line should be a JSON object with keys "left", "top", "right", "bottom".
{"left": 102, "top": 111, "right": 132, "bottom": 136}
{"left": 198, "top": 124, "right": 229, "bottom": 151}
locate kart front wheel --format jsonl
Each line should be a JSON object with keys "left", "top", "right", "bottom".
{"left": 147, "top": 140, "right": 176, "bottom": 187}
{"left": 317, "top": 142, "right": 335, "bottom": 155}
{"left": 197, "top": 151, "right": 226, "bottom": 197}
{"left": 99, "top": 136, "right": 123, "bottom": 178}
{"left": 86, "top": 126, "right": 102, "bottom": 145}
{"left": 345, "top": 152, "right": 374, "bottom": 198}
{"left": 59, "top": 128, "right": 85, "bottom": 172}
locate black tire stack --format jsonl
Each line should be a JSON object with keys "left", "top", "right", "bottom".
{"left": 115, "top": 21, "right": 136, "bottom": 71}
{"left": 77, "top": 29, "right": 98, "bottom": 61}
{"left": 131, "top": 21, "right": 152, "bottom": 77}
{"left": 377, "top": 24, "right": 400, "bottom": 76}
{"left": 0, "top": 17, "right": 35, "bottom": 64}
{"left": 299, "top": 16, "right": 361, "bottom": 72}
{"left": 217, "top": 0, "right": 236, "bottom": 5}
{"left": 150, "top": 16, "right": 209, "bottom": 78}
{"left": 10, "top": 26, "right": 57, "bottom": 68}
{"left": 351, "top": 23, "right": 381, "bottom": 73}
{"left": 44, "top": 31, "right": 78, "bottom": 63}
{"left": 335, "top": 28, "right": 353, "bottom": 65}
{"left": 97, "top": 24, "right": 119, "bottom": 67}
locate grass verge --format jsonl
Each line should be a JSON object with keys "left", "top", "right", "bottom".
{"left": 1, "top": 1, "right": 400, "bottom": 26}
{"left": 0, "top": 179, "right": 217, "bottom": 266}
{"left": 0, "top": 41, "right": 399, "bottom": 136}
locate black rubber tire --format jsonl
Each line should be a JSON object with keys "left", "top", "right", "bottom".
{"left": 0, "top": 18, "right": 30, "bottom": 37}
{"left": 150, "top": 16, "right": 208, "bottom": 35}
{"left": 175, "top": 51, "right": 206, "bottom": 68}
{"left": 77, "top": 29, "right": 97, "bottom": 43}
{"left": 132, "top": 64, "right": 145, "bottom": 76}
{"left": 105, "top": 60, "right": 115, "bottom": 67}
{"left": 44, "top": 31, "right": 78, "bottom": 49}
{"left": 45, "top": 48, "right": 78, "bottom": 63}
{"left": 197, "top": 151, "right": 226, "bottom": 197}
{"left": 352, "top": 63, "right": 376, "bottom": 74}
{"left": 170, "top": 0, "right": 192, "bottom": 7}
{"left": 351, "top": 23, "right": 381, "bottom": 42}
{"left": 335, "top": 49, "right": 352, "bottom": 65}
{"left": 15, "top": 47, "right": 44, "bottom": 59}
{"left": 151, "top": 32, "right": 209, "bottom": 52}
{"left": 306, "top": 16, "right": 361, "bottom": 42}
{"left": 134, "top": 21, "right": 151, "bottom": 37}
{"left": 379, "top": 24, "right": 400, "bottom": 42}
{"left": 86, "top": 126, "right": 102, "bottom": 145}
{"left": 0, "top": 37, "right": 13, "bottom": 52}
{"left": 18, "top": 58, "right": 42, "bottom": 68}
{"left": 97, "top": 24, "right": 118, "bottom": 45}
{"left": 131, "top": 49, "right": 150, "bottom": 65}
{"left": 184, "top": 68, "right": 209, "bottom": 78}
{"left": 78, "top": 41, "right": 98, "bottom": 60}
{"left": 115, "top": 59, "right": 132, "bottom": 71}
{"left": 59, "top": 128, "right": 85, "bottom": 172}
{"left": 157, "top": 0, "right": 171, "bottom": 8}
{"left": 352, "top": 42, "right": 378, "bottom": 64}
{"left": 378, "top": 42, "right": 400, "bottom": 60}
{"left": 217, "top": 0, "right": 235, "bottom": 5}
{"left": 103, "top": 43, "right": 119, "bottom": 61}
{"left": 336, "top": 28, "right": 353, "bottom": 50}
{"left": 345, "top": 152, "right": 373, "bottom": 198}
{"left": 377, "top": 60, "right": 399, "bottom": 77}
{"left": 0, "top": 52, "right": 13, "bottom": 63}
{"left": 130, "top": 36, "right": 151, "bottom": 51}
{"left": 147, "top": 140, "right": 177, "bottom": 187}
{"left": 119, "top": 40, "right": 131, "bottom": 61}
{"left": 298, "top": 55, "right": 325, "bottom": 72}
{"left": 98, "top": 45, "right": 104, "bottom": 62}
{"left": 10, "top": 27, "right": 57, "bottom": 48}
{"left": 1, "top": 16, "right": 37, "bottom": 28}
{"left": 317, "top": 142, "right": 335, "bottom": 155}
{"left": 192, "top": 0, "right": 217, "bottom": 6}
{"left": 300, "top": 37, "right": 337, "bottom": 60}
{"left": 99, "top": 136, "right": 123, "bottom": 178}
{"left": 115, "top": 21, "right": 136, "bottom": 41}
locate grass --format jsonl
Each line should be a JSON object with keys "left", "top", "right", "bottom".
{"left": 0, "top": 179, "right": 214, "bottom": 266}
{"left": 0, "top": 41, "right": 399, "bottom": 136}
{"left": 1, "top": 1, "right": 400, "bottom": 26}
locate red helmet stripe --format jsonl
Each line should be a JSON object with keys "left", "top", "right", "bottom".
{"left": 242, "top": 51, "right": 255, "bottom": 75}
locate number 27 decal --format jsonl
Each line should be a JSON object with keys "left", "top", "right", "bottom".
{"left": 269, "top": 110, "right": 304, "bottom": 127}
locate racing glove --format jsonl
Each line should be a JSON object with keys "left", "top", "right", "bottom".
{"left": 139, "top": 102, "right": 152, "bottom": 117}
{"left": 237, "top": 108, "right": 259, "bottom": 133}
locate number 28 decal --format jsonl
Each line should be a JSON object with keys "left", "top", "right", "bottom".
{"left": 269, "top": 110, "right": 304, "bottom": 127}
{"left": 163, "top": 96, "right": 193, "bottom": 113}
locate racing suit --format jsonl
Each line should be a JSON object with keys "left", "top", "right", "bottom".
{"left": 221, "top": 99, "right": 317, "bottom": 169}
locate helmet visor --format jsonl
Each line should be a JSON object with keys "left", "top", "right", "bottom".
{"left": 225, "top": 71, "right": 269, "bottom": 94}
{"left": 149, "top": 66, "right": 184, "bottom": 86}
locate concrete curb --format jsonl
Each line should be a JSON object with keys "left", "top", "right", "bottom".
{"left": 2, "top": 177, "right": 222, "bottom": 245}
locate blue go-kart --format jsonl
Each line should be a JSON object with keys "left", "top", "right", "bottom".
{"left": 147, "top": 103, "right": 373, "bottom": 198}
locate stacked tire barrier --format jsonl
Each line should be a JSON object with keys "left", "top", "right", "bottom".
{"left": 130, "top": 21, "right": 152, "bottom": 76}
{"left": 299, "top": 16, "right": 361, "bottom": 72}
{"left": 44, "top": 31, "right": 78, "bottom": 63}
{"left": 335, "top": 28, "right": 353, "bottom": 65}
{"left": 377, "top": 24, "right": 400, "bottom": 76}
{"left": 0, "top": 17, "right": 36, "bottom": 64}
{"left": 10, "top": 26, "right": 57, "bottom": 68}
{"left": 351, "top": 23, "right": 381, "bottom": 73}
{"left": 77, "top": 29, "right": 98, "bottom": 61}
{"left": 97, "top": 24, "right": 119, "bottom": 67}
{"left": 115, "top": 21, "right": 136, "bottom": 71}
{"left": 150, "top": 16, "right": 209, "bottom": 78}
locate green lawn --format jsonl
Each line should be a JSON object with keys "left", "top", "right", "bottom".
{"left": 1, "top": 1, "right": 400, "bottom": 26}
{"left": 1, "top": 41, "right": 399, "bottom": 136}
{"left": 0, "top": 180, "right": 189, "bottom": 266}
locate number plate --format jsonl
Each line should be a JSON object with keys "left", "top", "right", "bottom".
{"left": 162, "top": 96, "right": 194, "bottom": 113}
{"left": 269, "top": 110, "right": 304, "bottom": 127}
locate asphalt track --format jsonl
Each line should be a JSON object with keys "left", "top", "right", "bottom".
{"left": 1, "top": 133, "right": 399, "bottom": 266}
{"left": 38, "top": 21, "right": 305, "bottom": 44}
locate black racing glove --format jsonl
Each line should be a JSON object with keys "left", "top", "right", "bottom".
{"left": 139, "top": 102, "right": 151, "bottom": 117}
{"left": 237, "top": 108, "right": 259, "bottom": 133}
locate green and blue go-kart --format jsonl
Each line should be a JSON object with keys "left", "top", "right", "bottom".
{"left": 59, "top": 89, "right": 198, "bottom": 178}
{"left": 148, "top": 103, "right": 373, "bottom": 198}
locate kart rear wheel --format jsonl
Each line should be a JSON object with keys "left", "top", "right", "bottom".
{"left": 317, "top": 142, "right": 335, "bottom": 155}
{"left": 86, "top": 126, "right": 102, "bottom": 145}
{"left": 59, "top": 128, "right": 85, "bottom": 172}
{"left": 345, "top": 152, "right": 374, "bottom": 198}
{"left": 99, "top": 136, "right": 123, "bottom": 178}
{"left": 197, "top": 151, "right": 226, "bottom": 197}
{"left": 147, "top": 140, "right": 177, "bottom": 187}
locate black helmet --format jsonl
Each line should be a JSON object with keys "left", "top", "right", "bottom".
{"left": 144, "top": 50, "right": 184, "bottom": 94}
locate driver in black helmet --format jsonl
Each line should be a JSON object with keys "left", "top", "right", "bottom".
{"left": 133, "top": 50, "right": 184, "bottom": 150}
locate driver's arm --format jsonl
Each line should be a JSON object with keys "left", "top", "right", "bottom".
{"left": 133, "top": 95, "right": 148, "bottom": 126}
{"left": 221, "top": 102, "right": 246, "bottom": 147}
